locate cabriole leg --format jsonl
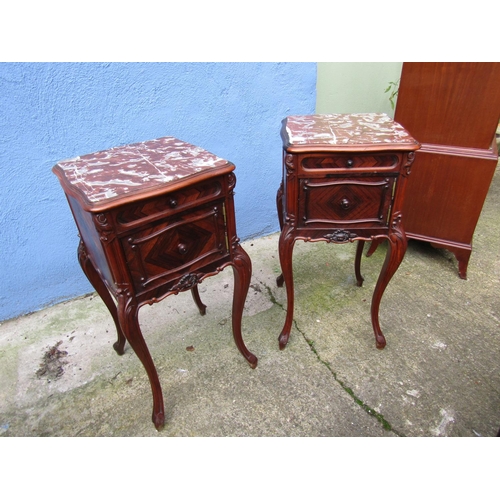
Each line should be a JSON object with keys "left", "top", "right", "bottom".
{"left": 190, "top": 285, "right": 207, "bottom": 315}
{"left": 117, "top": 296, "right": 165, "bottom": 430}
{"left": 354, "top": 240, "right": 365, "bottom": 287}
{"left": 277, "top": 229, "right": 296, "bottom": 350}
{"left": 370, "top": 231, "right": 407, "bottom": 349}
{"left": 77, "top": 240, "right": 126, "bottom": 355}
{"left": 230, "top": 244, "right": 257, "bottom": 368}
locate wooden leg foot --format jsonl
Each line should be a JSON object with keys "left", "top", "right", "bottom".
{"left": 153, "top": 408, "right": 165, "bottom": 431}
{"left": 375, "top": 333, "right": 387, "bottom": 349}
{"left": 113, "top": 339, "right": 126, "bottom": 356}
{"left": 276, "top": 273, "right": 284, "bottom": 287}
{"left": 231, "top": 244, "right": 258, "bottom": 368}
{"left": 278, "top": 331, "right": 290, "bottom": 350}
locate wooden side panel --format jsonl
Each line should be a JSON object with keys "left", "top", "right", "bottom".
{"left": 66, "top": 194, "right": 116, "bottom": 290}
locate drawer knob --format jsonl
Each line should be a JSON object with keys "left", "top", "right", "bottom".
{"left": 169, "top": 198, "right": 178, "bottom": 208}
{"left": 346, "top": 158, "right": 354, "bottom": 167}
{"left": 177, "top": 243, "right": 188, "bottom": 255}
{"left": 340, "top": 198, "right": 350, "bottom": 209}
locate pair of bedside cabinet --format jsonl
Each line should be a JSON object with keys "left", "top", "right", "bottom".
{"left": 53, "top": 114, "right": 419, "bottom": 429}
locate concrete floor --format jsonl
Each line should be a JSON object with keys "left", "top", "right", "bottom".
{"left": 1, "top": 164, "right": 499, "bottom": 437}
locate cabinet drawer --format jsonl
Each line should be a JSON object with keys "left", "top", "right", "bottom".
{"left": 301, "top": 153, "right": 399, "bottom": 173}
{"left": 114, "top": 178, "right": 223, "bottom": 230}
{"left": 298, "top": 177, "right": 395, "bottom": 228}
{"left": 122, "top": 202, "right": 228, "bottom": 291}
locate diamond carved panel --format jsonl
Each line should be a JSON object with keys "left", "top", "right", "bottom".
{"left": 300, "top": 177, "right": 394, "bottom": 226}
{"left": 123, "top": 204, "right": 227, "bottom": 290}
{"left": 146, "top": 224, "right": 213, "bottom": 270}
{"left": 326, "top": 185, "right": 364, "bottom": 219}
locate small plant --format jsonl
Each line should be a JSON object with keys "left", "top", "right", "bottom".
{"left": 384, "top": 79, "right": 400, "bottom": 110}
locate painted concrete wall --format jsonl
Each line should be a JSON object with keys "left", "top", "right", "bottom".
{"left": 316, "top": 62, "right": 403, "bottom": 116}
{"left": 0, "top": 62, "right": 316, "bottom": 321}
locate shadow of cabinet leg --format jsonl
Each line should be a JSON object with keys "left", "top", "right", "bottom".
{"left": 77, "top": 240, "right": 126, "bottom": 355}
{"left": 231, "top": 244, "right": 258, "bottom": 369}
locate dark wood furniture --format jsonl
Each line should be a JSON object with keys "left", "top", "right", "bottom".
{"left": 53, "top": 137, "right": 257, "bottom": 430}
{"left": 276, "top": 114, "right": 420, "bottom": 349}
{"left": 393, "top": 62, "right": 500, "bottom": 279}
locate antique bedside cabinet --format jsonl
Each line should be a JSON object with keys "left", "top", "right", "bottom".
{"left": 276, "top": 114, "right": 420, "bottom": 349}
{"left": 53, "top": 137, "right": 256, "bottom": 430}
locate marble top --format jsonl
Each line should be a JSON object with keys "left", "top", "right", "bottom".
{"left": 53, "top": 136, "right": 231, "bottom": 206}
{"left": 283, "top": 113, "right": 418, "bottom": 150}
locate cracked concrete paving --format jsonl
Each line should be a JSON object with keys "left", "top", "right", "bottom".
{"left": 1, "top": 163, "right": 499, "bottom": 437}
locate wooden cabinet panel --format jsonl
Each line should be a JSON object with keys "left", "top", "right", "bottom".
{"left": 299, "top": 176, "right": 395, "bottom": 228}
{"left": 403, "top": 150, "right": 497, "bottom": 244}
{"left": 394, "top": 62, "right": 500, "bottom": 278}
{"left": 395, "top": 63, "right": 500, "bottom": 150}
{"left": 122, "top": 202, "right": 228, "bottom": 292}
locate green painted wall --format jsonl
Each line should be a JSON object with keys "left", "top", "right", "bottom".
{"left": 316, "top": 62, "right": 403, "bottom": 117}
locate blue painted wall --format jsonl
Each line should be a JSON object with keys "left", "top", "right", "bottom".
{"left": 0, "top": 62, "right": 316, "bottom": 321}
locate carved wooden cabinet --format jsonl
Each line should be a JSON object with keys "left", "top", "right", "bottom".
{"left": 53, "top": 137, "right": 256, "bottom": 430}
{"left": 276, "top": 114, "right": 420, "bottom": 349}
{"left": 394, "top": 62, "right": 500, "bottom": 278}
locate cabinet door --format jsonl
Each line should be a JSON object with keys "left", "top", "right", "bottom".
{"left": 395, "top": 62, "right": 500, "bottom": 150}
{"left": 402, "top": 150, "right": 497, "bottom": 244}
{"left": 298, "top": 176, "right": 396, "bottom": 228}
{"left": 122, "top": 202, "right": 228, "bottom": 292}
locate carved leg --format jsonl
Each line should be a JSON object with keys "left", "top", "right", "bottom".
{"left": 230, "top": 245, "right": 257, "bottom": 368}
{"left": 355, "top": 240, "right": 365, "bottom": 287}
{"left": 190, "top": 285, "right": 207, "bottom": 315}
{"left": 276, "top": 183, "right": 285, "bottom": 288}
{"left": 77, "top": 240, "right": 126, "bottom": 355}
{"left": 366, "top": 239, "right": 381, "bottom": 257}
{"left": 117, "top": 295, "right": 165, "bottom": 430}
{"left": 276, "top": 182, "right": 284, "bottom": 231}
{"left": 370, "top": 230, "right": 408, "bottom": 349}
{"left": 278, "top": 228, "right": 296, "bottom": 350}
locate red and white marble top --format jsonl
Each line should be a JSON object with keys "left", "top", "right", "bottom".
{"left": 283, "top": 113, "right": 418, "bottom": 150}
{"left": 53, "top": 136, "right": 231, "bottom": 206}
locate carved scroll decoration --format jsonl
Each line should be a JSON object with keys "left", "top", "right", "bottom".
{"left": 227, "top": 172, "right": 236, "bottom": 191}
{"left": 324, "top": 230, "right": 358, "bottom": 243}
{"left": 403, "top": 151, "right": 416, "bottom": 176}
{"left": 285, "top": 154, "right": 295, "bottom": 175}
{"left": 170, "top": 273, "right": 202, "bottom": 293}
{"left": 93, "top": 213, "right": 115, "bottom": 243}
